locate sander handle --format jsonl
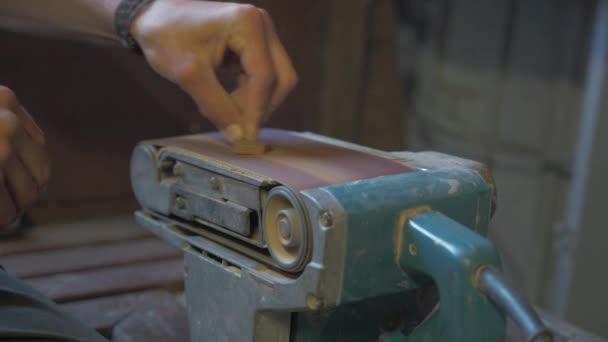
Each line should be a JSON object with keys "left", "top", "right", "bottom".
{"left": 381, "top": 211, "right": 552, "bottom": 342}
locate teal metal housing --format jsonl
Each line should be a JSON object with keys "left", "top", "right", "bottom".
{"left": 294, "top": 168, "right": 506, "bottom": 342}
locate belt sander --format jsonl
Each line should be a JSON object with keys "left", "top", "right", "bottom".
{"left": 130, "top": 129, "right": 551, "bottom": 342}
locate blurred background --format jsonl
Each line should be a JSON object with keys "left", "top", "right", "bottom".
{"left": 0, "top": 0, "right": 605, "bottom": 338}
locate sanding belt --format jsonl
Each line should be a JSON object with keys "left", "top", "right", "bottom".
{"left": 149, "top": 129, "right": 415, "bottom": 198}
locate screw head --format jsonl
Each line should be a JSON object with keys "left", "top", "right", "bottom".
{"left": 210, "top": 176, "right": 221, "bottom": 190}
{"left": 173, "top": 162, "right": 185, "bottom": 177}
{"left": 408, "top": 243, "right": 417, "bottom": 256}
{"left": 175, "top": 196, "right": 188, "bottom": 210}
{"left": 319, "top": 210, "right": 333, "bottom": 227}
{"left": 306, "top": 294, "right": 323, "bottom": 311}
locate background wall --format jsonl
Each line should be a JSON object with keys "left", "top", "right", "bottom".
{"left": 395, "top": 0, "right": 607, "bottom": 337}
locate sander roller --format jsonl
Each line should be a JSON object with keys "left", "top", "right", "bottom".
{"left": 130, "top": 129, "right": 552, "bottom": 342}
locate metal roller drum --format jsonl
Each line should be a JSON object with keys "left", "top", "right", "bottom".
{"left": 263, "top": 186, "right": 310, "bottom": 272}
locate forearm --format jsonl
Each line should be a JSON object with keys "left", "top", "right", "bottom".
{"left": 0, "top": 0, "right": 122, "bottom": 42}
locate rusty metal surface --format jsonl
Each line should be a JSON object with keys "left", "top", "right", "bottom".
{"left": 149, "top": 129, "right": 415, "bottom": 193}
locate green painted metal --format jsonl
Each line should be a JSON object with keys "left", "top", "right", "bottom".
{"left": 332, "top": 168, "right": 492, "bottom": 303}
{"left": 293, "top": 168, "right": 505, "bottom": 341}
{"left": 388, "top": 211, "right": 505, "bottom": 341}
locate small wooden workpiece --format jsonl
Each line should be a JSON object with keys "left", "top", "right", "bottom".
{"left": 233, "top": 141, "right": 270, "bottom": 155}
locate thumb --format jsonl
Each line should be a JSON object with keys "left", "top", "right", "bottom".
{"left": 176, "top": 59, "right": 245, "bottom": 141}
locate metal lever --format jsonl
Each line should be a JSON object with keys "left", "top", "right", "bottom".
{"left": 478, "top": 267, "right": 553, "bottom": 342}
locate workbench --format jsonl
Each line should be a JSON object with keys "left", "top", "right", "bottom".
{"left": 0, "top": 216, "right": 603, "bottom": 342}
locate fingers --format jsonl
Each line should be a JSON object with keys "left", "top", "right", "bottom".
{"left": 0, "top": 86, "right": 20, "bottom": 163}
{"left": 0, "top": 86, "right": 47, "bottom": 227}
{"left": 0, "top": 128, "right": 48, "bottom": 225}
{"left": 258, "top": 9, "right": 299, "bottom": 119}
{"left": 13, "top": 127, "right": 50, "bottom": 186}
{"left": 226, "top": 6, "right": 298, "bottom": 139}
{"left": 0, "top": 90, "right": 48, "bottom": 187}
{"left": 0, "top": 135, "right": 47, "bottom": 226}
{"left": 3, "top": 155, "right": 38, "bottom": 212}
{"left": 228, "top": 5, "right": 276, "bottom": 140}
{"left": 128, "top": 2, "right": 298, "bottom": 142}
{"left": 175, "top": 55, "right": 244, "bottom": 141}
{"left": 0, "top": 109, "right": 18, "bottom": 162}
{"left": 15, "top": 105, "right": 45, "bottom": 146}
{"left": 0, "top": 87, "right": 45, "bottom": 163}
{"left": 0, "top": 175, "right": 17, "bottom": 226}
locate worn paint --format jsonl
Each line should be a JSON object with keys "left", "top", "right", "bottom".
{"left": 293, "top": 167, "right": 501, "bottom": 341}
{"left": 396, "top": 212, "right": 505, "bottom": 341}
{"left": 393, "top": 206, "right": 432, "bottom": 275}
{"left": 328, "top": 168, "right": 492, "bottom": 303}
{"left": 442, "top": 178, "right": 461, "bottom": 194}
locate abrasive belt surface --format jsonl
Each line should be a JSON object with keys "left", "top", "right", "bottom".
{"left": 151, "top": 129, "right": 414, "bottom": 194}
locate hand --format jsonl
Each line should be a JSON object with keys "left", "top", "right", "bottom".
{"left": 0, "top": 86, "right": 49, "bottom": 226}
{"left": 131, "top": 0, "right": 298, "bottom": 142}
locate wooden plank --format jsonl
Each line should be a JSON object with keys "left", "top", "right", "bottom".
{"left": 358, "top": 0, "right": 404, "bottom": 150}
{"left": 112, "top": 294, "right": 190, "bottom": 342}
{"left": 30, "top": 197, "right": 140, "bottom": 225}
{"left": 61, "top": 290, "right": 176, "bottom": 333}
{"left": 0, "top": 237, "right": 180, "bottom": 278}
{"left": 0, "top": 216, "right": 149, "bottom": 256}
{"left": 318, "top": 0, "right": 373, "bottom": 142}
{"left": 27, "top": 258, "right": 184, "bottom": 303}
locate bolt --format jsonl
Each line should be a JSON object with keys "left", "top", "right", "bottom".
{"left": 319, "top": 210, "right": 333, "bottom": 227}
{"left": 210, "top": 176, "right": 221, "bottom": 190}
{"left": 173, "top": 162, "right": 185, "bottom": 177}
{"left": 306, "top": 294, "right": 323, "bottom": 311}
{"left": 278, "top": 217, "right": 292, "bottom": 241}
{"left": 408, "top": 243, "right": 417, "bottom": 256}
{"left": 175, "top": 196, "right": 188, "bottom": 210}
{"left": 276, "top": 210, "right": 300, "bottom": 248}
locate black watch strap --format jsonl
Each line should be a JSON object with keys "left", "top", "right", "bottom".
{"left": 114, "top": 0, "right": 156, "bottom": 54}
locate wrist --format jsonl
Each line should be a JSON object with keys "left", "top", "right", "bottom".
{"left": 128, "top": 0, "right": 163, "bottom": 44}
{"left": 114, "top": 0, "right": 157, "bottom": 53}
{"left": 130, "top": 0, "right": 215, "bottom": 44}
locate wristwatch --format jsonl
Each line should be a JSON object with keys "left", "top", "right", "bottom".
{"left": 114, "top": 0, "right": 156, "bottom": 54}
